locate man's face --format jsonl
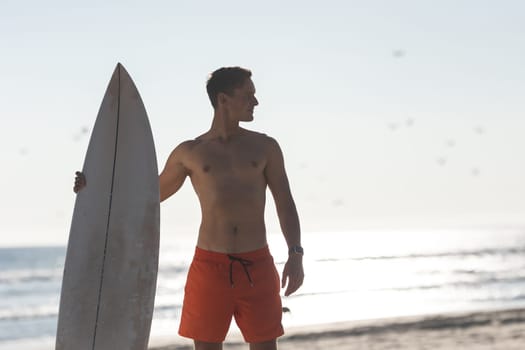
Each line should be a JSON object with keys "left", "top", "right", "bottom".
{"left": 225, "top": 79, "right": 259, "bottom": 122}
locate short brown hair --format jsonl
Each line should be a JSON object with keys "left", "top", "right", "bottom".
{"left": 206, "top": 67, "right": 252, "bottom": 108}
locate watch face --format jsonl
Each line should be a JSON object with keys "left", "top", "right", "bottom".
{"left": 291, "top": 246, "right": 304, "bottom": 254}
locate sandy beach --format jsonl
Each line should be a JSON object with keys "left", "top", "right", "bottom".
{"left": 149, "top": 308, "right": 525, "bottom": 350}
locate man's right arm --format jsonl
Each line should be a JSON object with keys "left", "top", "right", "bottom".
{"left": 159, "top": 142, "right": 190, "bottom": 202}
{"left": 74, "top": 142, "right": 190, "bottom": 202}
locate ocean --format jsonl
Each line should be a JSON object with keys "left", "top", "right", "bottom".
{"left": 1, "top": 228, "right": 525, "bottom": 349}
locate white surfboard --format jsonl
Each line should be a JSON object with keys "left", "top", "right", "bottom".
{"left": 56, "top": 63, "right": 160, "bottom": 350}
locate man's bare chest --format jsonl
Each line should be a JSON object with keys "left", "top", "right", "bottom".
{"left": 186, "top": 142, "right": 267, "bottom": 177}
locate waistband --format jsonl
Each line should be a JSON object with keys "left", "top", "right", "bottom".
{"left": 194, "top": 245, "right": 271, "bottom": 264}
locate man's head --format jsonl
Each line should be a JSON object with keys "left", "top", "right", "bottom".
{"left": 206, "top": 67, "right": 259, "bottom": 122}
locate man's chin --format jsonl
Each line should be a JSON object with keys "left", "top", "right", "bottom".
{"left": 241, "top": 115, "right": 254, "bottom": 122}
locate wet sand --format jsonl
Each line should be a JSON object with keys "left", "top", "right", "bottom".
{"left": 149, "top": 308, "right": 525, "bottom": 350}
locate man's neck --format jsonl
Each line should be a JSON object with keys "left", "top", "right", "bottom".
{"left": 210, "top": 113, "right": 242, "bottom": 141}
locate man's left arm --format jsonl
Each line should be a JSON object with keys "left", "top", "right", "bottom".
{"left": 264, "top": 137, "right": 304, "bottom": 297}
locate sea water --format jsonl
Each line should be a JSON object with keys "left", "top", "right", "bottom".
{"left": 1, "top": 228, "right": 525, "bottom": 348}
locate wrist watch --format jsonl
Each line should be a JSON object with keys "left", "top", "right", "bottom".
{"left": 289, "top": 245, "right": 304, "bottom": 256}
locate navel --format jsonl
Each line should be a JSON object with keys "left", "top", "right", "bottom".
{"left": 251, "top": 161, "right": 258, "bottom": 168}
{"left": 232, "top": 226, "right": 238, "bottom": 235}
{"left": 203, "top": 165, "right": 211, "bottom": 173}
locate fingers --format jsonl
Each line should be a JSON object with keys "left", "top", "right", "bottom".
{"left": 73, "top": 171, "right": 86, "bottom": 193}
{"left": 281, "top": 265, "right": 288, "bottom": 289}
{"left": 282, "top": 262, "right": 304, "bottom": 297}
{"left": 284, "top": 274, "right": 304, "bottom": 296}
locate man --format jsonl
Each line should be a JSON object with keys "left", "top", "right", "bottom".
{"left": 74, "top": 67, "right": 304, "bottom": 350}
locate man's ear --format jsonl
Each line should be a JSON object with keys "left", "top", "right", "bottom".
{"left": 217, "top": 92, "right": 229, "bottom": 107}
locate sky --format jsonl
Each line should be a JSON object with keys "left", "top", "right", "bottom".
{"left": 1, "top": 0, "right": 524, "bottom": 246}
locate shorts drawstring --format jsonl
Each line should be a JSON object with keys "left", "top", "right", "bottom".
{"left": 227, "top": 255, "right": 254, "bottom": 287}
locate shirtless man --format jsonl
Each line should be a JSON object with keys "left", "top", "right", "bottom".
{"left": 74, "top": 67, "right": 304, "bottom": 350}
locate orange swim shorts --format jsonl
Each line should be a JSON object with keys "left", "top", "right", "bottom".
{"left": 178, "top": 245, "right": 284, "bottom": 343}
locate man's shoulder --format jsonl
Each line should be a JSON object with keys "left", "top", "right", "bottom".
{"left": 170, "top": 138, "right": 203, "bottom": 157}
{"left": 242, "top": 128, "right": 278, "bottom": 145}
{"left": 177, "top": 138, "right": 203, "bottom": 149}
